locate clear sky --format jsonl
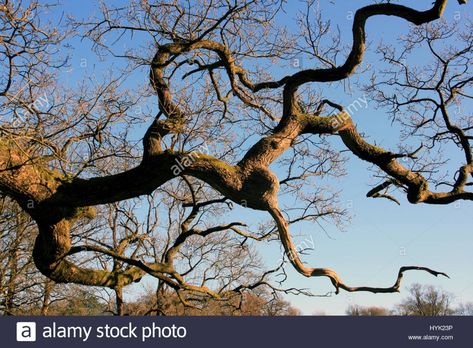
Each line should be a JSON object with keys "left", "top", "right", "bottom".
{"left": 38, "top": 0, "right": 473, "bottom": 315}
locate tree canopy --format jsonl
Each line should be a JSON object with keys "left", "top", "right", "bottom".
{"left": 0, "top": 0, "right": 472, "bottom": 313}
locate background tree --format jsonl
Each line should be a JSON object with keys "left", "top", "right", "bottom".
{"left": 393, "top": 283, "right": 455, "bottom": 316}
{"left": 455, "top": 302, "right": 473, "bottom": 315}
{"left": 0, "top": 196, "right": 39, "bottom": 315}
{"left": 346, "top": 305, "right": 390, "bottom": 316}
{"left": 345, "top": 284, "right": 473, "bottom": 316}
{"left": 124, "top": 287, "right": 300, "bottom": 316}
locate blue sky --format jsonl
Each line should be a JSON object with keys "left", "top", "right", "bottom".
{"left": 38, "top": 0, "right": 473, "bottom": 315}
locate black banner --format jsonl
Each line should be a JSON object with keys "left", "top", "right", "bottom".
{"left": 3, "top": 316, "right": 472, "bottom": 348}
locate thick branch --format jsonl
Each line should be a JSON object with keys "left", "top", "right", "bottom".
{"left": 268, "top": 205, "right": 448, "bottom": 294}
